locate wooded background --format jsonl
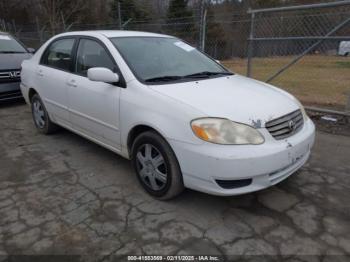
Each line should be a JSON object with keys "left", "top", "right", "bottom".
{"left": 0, "top": 0, "right": 344, "bottom": 59}
{"left": 1, "top": 0, "right": 336, "bottom": 28}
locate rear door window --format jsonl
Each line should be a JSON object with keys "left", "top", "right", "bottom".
{"left": 41, "top": 38, "right": 75, "bottom": 72}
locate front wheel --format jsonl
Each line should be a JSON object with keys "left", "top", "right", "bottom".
{"left": 31, "top": 94, "right": 58, "bottom": 134}
{"left": 131, "top": 131, "right": 184, "bottom": 200}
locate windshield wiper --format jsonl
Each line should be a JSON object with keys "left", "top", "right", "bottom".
{"left": 184, "top": 71, "right": 233, "bottom": 78}
{"left": 0, "top": 51, "right": 26, "bottom": 54}
{"left": 145, "top": 76, "right": 183, "bottom": 83}
{"left": 144, "top": 71, "right": 233, "bottom": 83}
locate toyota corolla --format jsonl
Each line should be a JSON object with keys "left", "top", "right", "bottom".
{"left": 20, "top": 31, "right": 315, "bottom": 199}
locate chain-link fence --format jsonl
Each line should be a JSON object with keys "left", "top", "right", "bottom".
{"left": 1, "top": 1, "right": 349, "bottom": 113}
{"left": 1, "top": 11, "right": 252, "bottom": 72}
{"left": 246, "top": 1, "right": 350, "bottom": 114}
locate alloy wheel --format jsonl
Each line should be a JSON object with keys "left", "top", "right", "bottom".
{"left": 33, "top": 100, "right": 45, "bottom": 129}
{"left": 135, "top": 144, "right": 168, "bottom": 191}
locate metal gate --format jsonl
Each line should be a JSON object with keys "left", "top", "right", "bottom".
{"left": 247, "top": 1, "right": 350, "bottom": 115}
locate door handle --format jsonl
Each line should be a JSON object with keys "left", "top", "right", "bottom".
{"left": 37, "top": 70, "right": 44, "bottom": 77}
{"left": 67, "top": 80, "right": 77, "bottom": 88}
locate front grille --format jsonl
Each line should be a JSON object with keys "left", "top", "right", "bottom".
{"left": 265, "top": 109, "right": 304, "bottom": 140}
{"left": 0, "top": 69, "right": 21, "bottom": 83}
{"left": 0, "top": 90, "right": 22, "bottom": 101}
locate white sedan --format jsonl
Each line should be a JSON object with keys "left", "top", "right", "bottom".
{"left": 21, "top": 31, "right": 315, "bottom": 199}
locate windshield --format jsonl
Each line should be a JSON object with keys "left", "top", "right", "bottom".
{"left": 0, "top": 35, "right": 27, "bottom": 53}
{"left": 110, "top": 37, "right": 231, "bottom": 83}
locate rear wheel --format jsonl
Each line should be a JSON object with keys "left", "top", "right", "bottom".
{"left": 131, "top": 131, "right": 184, "bottom": 200}
{"left": 31, "top": 94, "right": 58, "bottom": 134}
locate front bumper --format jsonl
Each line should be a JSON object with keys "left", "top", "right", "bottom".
{"left": 0, "top": 82, "right": 22, "bottom": 101}
{"left": 169, "top": 118, "right": 315, "bottom": 196}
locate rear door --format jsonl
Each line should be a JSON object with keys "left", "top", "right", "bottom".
{"left": 36, "top": 37, "right": 76, "bottom": 127}
{"left": 67, "top": 37, "right": 122, "bottom": 149}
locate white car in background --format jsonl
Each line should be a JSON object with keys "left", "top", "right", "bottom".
{"left": 20, "top": 31, "right": 315, "bottom": 200}
{"left": 338, "top": 41, "right": 350, "bottom": 56}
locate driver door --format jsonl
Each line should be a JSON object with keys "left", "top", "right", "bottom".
{"left": 67, "top": 38, "right": 121, "bottom": 150}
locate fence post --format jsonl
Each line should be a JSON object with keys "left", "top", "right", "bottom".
{"left": 36, "top": 17, "right": 43, "bottom": 44}
{"left": 1, "top": 19, "right": 7, "bottom": 32}
{"left": 11, "top": 20, "right": 17, "bottom": 35}
{"left": 199, "top": 0, "right": 204, "bottom": 50}
{"left": 247, "top": 11, "right": 255, "bottom": 77}
{"left": 201, "top": 8, "right": 207, "bottom": 52}
{"left": 117, "top": 2, "right": 122, "bottom": 30}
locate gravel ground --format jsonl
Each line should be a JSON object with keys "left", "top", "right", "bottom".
{"left": 0, "top": 102, "right": 349, "bottom": 261}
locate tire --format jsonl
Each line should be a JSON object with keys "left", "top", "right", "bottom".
{"left": 131, "top": 131, "right": 184, "bottom": 200}
{"left": 31, "top": 94, "right": 58, "bottom": 134}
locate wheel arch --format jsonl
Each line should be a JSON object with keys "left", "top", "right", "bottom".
{"left": 127, "top": 123, "right": 185, "bottom": 199}
{"left": 127, "top": 124, "right": 167, "bottom": 157}
{"left": 28, "top": 88, "right": 38, "bottom": 103}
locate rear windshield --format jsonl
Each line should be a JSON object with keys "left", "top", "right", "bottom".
{"left": 0, "top": 35, "right": 27, "bottom": 53}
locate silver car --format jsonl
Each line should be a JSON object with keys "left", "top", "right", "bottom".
{"left": 0, "top": 32, "right": 33, "bottom": 101}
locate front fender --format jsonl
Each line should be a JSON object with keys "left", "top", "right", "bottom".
{"left": 119, "top": 83, "right": 205, "bottom": 157}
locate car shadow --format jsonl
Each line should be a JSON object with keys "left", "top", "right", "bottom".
{"left": 0, "top": 99, "right": 26, "bottom": 109}
{"left": 55, "top": 126, "right": 297, "bottom": 207}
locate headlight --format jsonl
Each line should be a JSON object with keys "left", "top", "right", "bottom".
{"left": 191, "top": 118, "right": 265, "bottom": 145}
{"left": 295, "top": 99, "right": 308, "bottom": 121}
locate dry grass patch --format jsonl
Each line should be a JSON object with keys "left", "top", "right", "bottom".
{"left": 222, "top": 55, "right": 350, "bottom": 109}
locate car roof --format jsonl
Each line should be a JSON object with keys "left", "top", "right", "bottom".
{"left": 57, "top": 30, "right": 173, "bottom": 39}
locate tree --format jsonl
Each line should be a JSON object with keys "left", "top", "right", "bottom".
{"left": 205, "top": 6, "right": 227, "bottom": 59}
{"left": 110, "top": 0, "right": 151, "bottom": 27}
{"left": 167, "top": 0, "right": 193, "bottom": 22}
{"left": 36, "top": 0, "right": 88, "bottom": 34}
{"left": 253, "top": 0, "right": 281, "bottom": 8}
{"left": 166, "top": 0, "right": 195, "bottom": 42}
{"left": 0, "top": 0, "right": 30, "bottom": 27}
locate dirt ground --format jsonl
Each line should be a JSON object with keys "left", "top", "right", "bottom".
{"left": 0, "top": 102, "right": 349, "bottom": 261}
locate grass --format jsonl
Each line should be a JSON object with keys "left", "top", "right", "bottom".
{"left": 222, "top": 55, "right": 350, "bottom": 109}
{"left": 336, "top": 61, "right": 350, "bottom": 69}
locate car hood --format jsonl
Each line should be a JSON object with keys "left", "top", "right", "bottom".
{"left": 148, "top": 74, "right": 300, "bottom": 127}
{"left": 0, "top": 53, "right": 32, "bottom": 70}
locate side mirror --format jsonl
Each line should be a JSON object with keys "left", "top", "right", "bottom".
{"left": 87, "top": 67, "right": 119, "bottom": 84}
{"left": 27, "top": 48, "right": 36, "bottom": 54}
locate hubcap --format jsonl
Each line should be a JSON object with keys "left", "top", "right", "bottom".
{"left": 136, "top": 144, "right": 167, "bottom": 191}
{"left": 33, "top": 100, "right": 45, "bottom": 128}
